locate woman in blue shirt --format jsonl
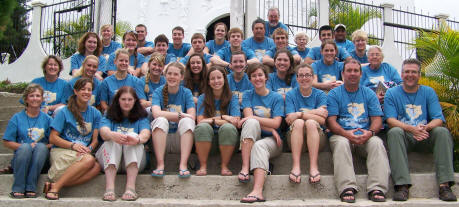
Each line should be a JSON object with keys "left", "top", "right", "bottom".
{"left": 141, "top": 52, "right": 166, "bottom": 111}
{"left": 70, "top": 55, "right": 101, "bottom": 108}
{"left": 238, "top": 63, "right": 284, "bottom": 203}
{"left": 150, "top": 62, "right": 196, "bottom": 178}
{"left": 311, "top": 40, "right": 344, "bottom": 92}
{"left": 267, "top": 48, "right": 297, "bottom": 98}
{"left": 350, "top": 29, "right": 369, "bottom": 65}
{"left": 194, "top": 66, "right": 240, "bottom": 176}
{"left": 96, "top": 86, "right": 151, "bottom": 201}
{"left": 31, "top": 55, "right": 71, "bottom": 117}
{"left": 205, "top": 22, "right": 229, "bottom": 55}
{"left": 100, "top": 24, "right": 122, "bottom": 58}
{"left": 70, "top": 32, "right": 105, "bottom": 80}
{"left": 184, "top": 53, "right": 207, "bottom": 104}
{"left": 285, "top": 63, "right": 328, "bottom": 184}
{"left": 106, "top": 31, "right": 147, "bottom": 77}
{"left": 45, "top": 78, "right": 102, "bottom": 200}
{"left": 100, "top": 49, "right": 146, "bottom": 112}
{"left": 3, "top": 84, "right": 52, "bottom": 198}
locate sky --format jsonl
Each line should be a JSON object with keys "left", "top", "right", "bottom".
{"left": 371, "top": 0, "right": 457, "bottom": 20}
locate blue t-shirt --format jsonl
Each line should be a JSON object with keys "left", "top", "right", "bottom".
{"left": 102, "top": 41, "right": 122, "bottom": 56}
{"left": 179, "top": 53, "right": 213, "bottom": 65}
{"left": 311, "top": 59, "right": 344, "bottom": 83}
{"left": 70, "top": 53, "right": 107, "bottom": 75}
{"left": 242, "top": 37, "right": 275, "bottom": 61}
{"left": 31, "top": 77, "right": 72, "bottom": 106}
{"left": 69, "top": 76, "right": 101, "bottom": 106}
{"left": 360, "top": 63, "right": 402, "bottom": 90}
{"left": 99, "top": 116, "right": 150, "bottom": 143}
{"left": 327, "top": 85, "right": 383, "bottom": 133}
{"left": 227, "top": 73, "right": 254, "bottom": 101}
{"left": 167, "top": 43, "right": 191, "bottom": 58}
{"left": 384, "top": 85, "right": 445, "bottom": 126}
{"left": 142, "top": 41, "right": 155, "bottom": 48}
{"left": 100, "top": 74, "right": 146, "bottom": 105}
{"left": 265, "top": 46, "right": 300, "bottom": 58}
{"left": 140, "top": 76, "right": 166, "bottom": 101}
{"left": 335, "top": 39, "right": 355, "bottom": 52}
{"left": 265, "top": 21, "right": 289, "bottom": 37}
{"left": 152, "top": 85, "right": 195, "bottom": 133}
{"left": 285, "top": 87, "right": 327, "bottom": 114}
{"left": 266, "top": 72, "right": 298, "bottom": 95}
{"left": 51, "top": 105, "right": 101, "bottom": 146}
{"left": 216, "top": 46, "right": 257, "bottom": 63}
{"left": 3, "top": 110, "right": 52, "bottom": 145}
{"left": 197, "top": 94, "right": 241, "bottom": 117}
{"left": 106, "top": 52, "right": 146, "bottom": 72}
{"left": 349, "top": 50, "right": 368, "bottom": 64}
{"left": 294, "top": 47, "right": 310, "bottom": 59}
{"left": 206, "top": 40, "right": 230, "bottom": 55}
{"left": 242, "top": 89, "right": 285, "bottom": 137}
{"left": 307, "top": 46, "right": 350, "bottom": 62}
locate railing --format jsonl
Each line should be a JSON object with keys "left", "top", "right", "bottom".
{"left": 40, "top": 0, "right": 95, "bottom": 59}
{"left": 0, "top": 5, "right": 32, "bottom": 64}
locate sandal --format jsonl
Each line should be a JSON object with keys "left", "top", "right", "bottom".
{"left": 340, "top": 188, "right": 356, "bottom": 203}
{"left": 25, "top": 191, "right": 37, "bottom": 198}
{"left": 43, "top": 182, "right": 52, "bottom": 194}
{"left": 178, "top": 169, "right": 191, "bottom": 178}
{"left": 309, "top": 172, "right": 320, "bottom": 184}
{"left": 439, "top": 185, "right": 457, "bottom": 202}
{"left": 121, "top": 188, "right": 138, "bottom": 201}
{"left": 221, "top": 169, "right": 232, "bottom": 176}
{"left": 240, "top": 195, "right": 266, "bottom": 203}
{"left": 102, "top": 189, "right": 116, "bottom": 202}
{"left": 45, "top": 191, "right": 59, "bottom": 200}
{"left": 393, "top": 185, "right": 409, "bottom": 201}
{"left": 9, "top": 192, "right": 25, "bottom": 199}
{"left": 0, "top": 165, "right": 13, "bottom": 174}
{"left": 151, "top": 169, "right": 165, "bottom": 177}
{"left": 238, "top": 172, "right": 250, "bottom": 183}
{"left": 288, "top": 172, "right": 301, "bottom": 184}
{"left": 196, "top": 169, "right": 207, "bottom": 176}
{"left": 368, "top": 190, "right": 386, "bottom": 202}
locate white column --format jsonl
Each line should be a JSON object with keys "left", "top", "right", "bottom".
{"left": 381, "top": 3, "right": 403, "bottom": 74}
{"left": 309, "top": 0, "right": 329, "bottom": 47}
{"left": 230, "top": 0, "right": 244, "bottom": 33}
{"left": 93, "top": 0, "right": 101, "bottom": 34}
{"left": 435, "top": 13, "right": 449, "bottom": 29}
{"left": 244, "top": 0, "right": 257, "bottom": 38}
{"left": 98, "top": 0, "right": 113, "bottom": 30}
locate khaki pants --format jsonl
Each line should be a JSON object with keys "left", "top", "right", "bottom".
{"left": 329, "top": 135, "right": 390, "bottom": 195}
{"left": 151, "top": 117, "right": 195, "bottom": 154}
{"left": 240, "top": 119, "right": 282, "bottom": 172}
{"left": 95, "top": 140, "right": 146, "bottom": 172}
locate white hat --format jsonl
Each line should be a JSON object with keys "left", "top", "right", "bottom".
{"left": 334, "top": 24, "right": 346, "bottom": 31}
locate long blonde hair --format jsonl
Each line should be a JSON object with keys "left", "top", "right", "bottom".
{"left": 144, "top": 52, "right": 165, "bottom": 94}
{"left": 72, "top": 55, "right": 99, "bottom": 78}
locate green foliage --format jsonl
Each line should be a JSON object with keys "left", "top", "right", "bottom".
{"left": 0, "top": 0, "right": 30, "bottom": 63}
{"left": 0, "top": 0, "right": 17, "bottom": 40}
{"left": 114, "top": 20, "right": 132, "bottom": 42}
{"left": 0, "top": 79, "right": 28, "bottom": 94}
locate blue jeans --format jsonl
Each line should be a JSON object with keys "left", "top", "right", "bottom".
{"left": 12, "top": 143, "right": 48, "bottom": 193}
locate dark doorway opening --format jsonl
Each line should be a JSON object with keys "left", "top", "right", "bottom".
{"left": 206, "top": 15, "right": 230, "bottom": 42}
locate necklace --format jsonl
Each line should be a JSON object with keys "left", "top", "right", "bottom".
{"left": 345, "top": 86, "right": 360, "bottom": 104}
{"left": 403, "top": 86, "right": 419, "bottom": 105}
{"left": 26, "top": 110, "right": 40, "bottom": 140}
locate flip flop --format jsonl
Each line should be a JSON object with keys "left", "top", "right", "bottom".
{"left": 309, "top": 172, "right": 321, "bottom": 184}
{"left": 121, "top": 188, "right": 138, "bottom": 201}
{"left": 196, "top": 169, "right": 207, "bottom": 176}
{"left": 43, "top": 182, "right": 52, "bottom": 194}
{"left": 45, "top": 191, "right": 59, "bottom": 200}
{"left": 25, "top": 191, "right": 37, "bottom": 198}
{"left": 151, "top": 169, "right": 165, "bottom": 177}
{"left": 178, "top": 169, "right": 191, "bottom": 178}
{"left": 240, "top": 195, "right": 266, "bottom": 203}
{"left": 288, "top": 172, "right": 301, "bottom": 184}
{"left": 221, "top": 169, "right": 233, "bottom": 176}
{"left": 102, "top": 189, "right": 116, "bottom": 202}
{"left": 238, "top": 172, "right": 250, "bottom": 183}
{"left": 9, "top": 192, "right": 25, "bottom": 199}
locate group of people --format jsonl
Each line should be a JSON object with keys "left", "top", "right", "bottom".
{"left": 2, "top": 7, "right": 457, "bottom": 204}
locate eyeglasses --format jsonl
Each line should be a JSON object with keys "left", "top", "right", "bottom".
{"left": 126, "top": 30, "right": 138, "bottom": 35}
{"left": 368, "top": 53, "right": 381, "bottom": 57}
{"left": 297, "top": 73, "right": 313, "bottom": 79}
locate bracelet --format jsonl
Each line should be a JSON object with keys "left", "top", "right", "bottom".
{"left": 220, "top": 115, "right": 223, "bottom": 120}
{"left": 88, "top": 145, "right": 93, "bottom": 152}
{"left": 178, "top": 112, "right": 182, "bottom": 120}
{"left": 369, "top": 129, "right": 375, "bottom": 137}
{"left": 70, "top": 143, "right": 75, "bottom": 150}
{"left": 212, "top": 118, "right": 215, "bottom": 125}
{"left": 137, "top": 137, "right": 141, "bottom": 144}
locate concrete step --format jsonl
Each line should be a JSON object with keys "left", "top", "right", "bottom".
{"left": 0, "top": 92, "right": 21, "bottom": 106}
{"left": 0, "top": 106, "right": 23, "bottom": 120}
{"left": 0, "top": 197, "right": 457, "bottom": 207}
{"left": 0, "top": 120, "right": 8, "bottom": 134}
{"left": 0, "top": 151, "right": 436, "bottom": 175}
{"left": 0, "top": 174, "right": 458, "bottom": 200}
{"left": 0, "top": 134, "right": 13, "bottom": 153}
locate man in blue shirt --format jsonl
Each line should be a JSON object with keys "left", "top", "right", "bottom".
{"left": 305, "top": 25, "right": 351, "bottom": 65}
{"left": 168, "top": 26, "right": 191, "bottom": 58}
{"left": 385, "top": 59, "right": 457, "bottom": 202}
{"left": 180, "top": 33, "right": 212, "bottom": 66}
{"left": 334, "top": 24, "right": 355, "bottom": 52}
{"left": 242, "top": 18, "right": 275, "bottom": 61}
{"left": 136, "top": 24, "right": 155, "bottom": 56}
{"left": 262, "top": 28, "right": 301, "bottom": 67}
{"left": 265, "top": 7, "right": 289, "bottom": 37}
{"left": 327, "top": 59, "right": 389, "bottom": 203}
{"left": 154, "top": 34, "right": 177, "bottom": 65}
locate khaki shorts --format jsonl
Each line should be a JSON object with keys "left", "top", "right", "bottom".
{"left": 48, "top": 148, "right": 84, "bottom": 182}
{"left": 286, "top": 119, "right": 328, "bottom": 152}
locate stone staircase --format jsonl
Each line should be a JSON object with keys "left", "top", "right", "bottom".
{"left": 0, "top": 92, "right": 457, "bottom": 206}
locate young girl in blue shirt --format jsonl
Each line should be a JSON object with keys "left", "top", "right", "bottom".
{"left": 150, "top": 62, "right": 196, "bottom": 178}
{"left": 267, "top": 48, "right": 298, "bottom": 98}
{"left": 3, "top": 84, "right": 52, "bottom": 198}
{"left": 70, "top": 55, "right": 102, "bottom": 107}
{"left": 45, "top": 78, "right": 102, "bottom": 200}
{"left": 194, "top": 66, "right": 240, "bottom": 176}
{"left": 183, "top": 53, "right": 207, "bottom": 104}
{"left": 106, "top": 31, "right": 147, "bottom": 77}
{"left": 70, "top": 32, "right": 106, "bottom": 80}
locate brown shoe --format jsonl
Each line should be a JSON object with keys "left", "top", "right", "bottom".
{"left": 439, "top": 185, "right": 457, "bottom": 202}
{"left": 393, "top": 185, "right": 409, "bottom": 201}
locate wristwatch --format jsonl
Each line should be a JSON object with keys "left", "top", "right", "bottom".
{"left": 369, "top": 129, "right": 375, "bottom": 137}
